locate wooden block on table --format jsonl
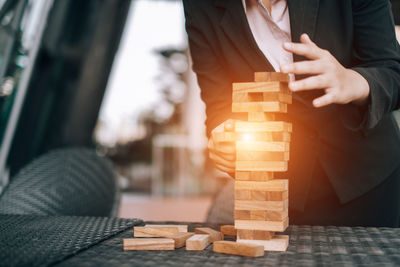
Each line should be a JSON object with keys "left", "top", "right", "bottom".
{"left": 236, "top": 132, "right": 291, "bottom": 142}
{"left": 186, "top": 234, "right": 211, "bottom": 251}
{"left": 235, "top": 121, "right": 292, "bottom": 133}
{"left": 232, "top": 102, "right": 286, "bottom": 113}
{"left": 235, "top": 189, "right": 251, "bottom": 200}
{"left": 236, "top": 151, "right": 289, "bottom": 161}
{"left": 194, "top": 227, "right": 224, "bottom": 242}
{"left": 237, "top": 229, "right": 274, "bottom": 240}
{"left": 232, "top": 81, "right": 287, "bottom": 93}
{"left": 134, "top": 226, "right": 179, "bottom": 238}
{"left": 144, "top": 224, "right": 188, "bottom": 232}
{"left": 123, "top": 238, "right": 174, "bottom": 251}
{"left": 248, "top": 112, "right": 277, "bottom": 122}
{"left": 254, "top": 72, "right": 290, "bottom": 83}
{"left": 235, "top": 180, "right": 288, "bottom": 191}
{"left": 237, "top": 235, "right": 289, "bottom": 252}
{"left": 236, "top": 161, "right": 288, "bottom": 172}
{"left": 170, "top": 232, "right": 195, "bottom": 248}
{"left": 235, "top": 216, "right": 289, "bottom": 232}
{"left": 220, "top": 225, "right": 237, "bottom": 236}
{"left": 235, "top": 199, "right": 288, "bottom": 211}
{"left": 235, "top": 171, "right": 274, "bottom": 181}
{"left": 213, "top": 241, "right": 264, "bottom": 257}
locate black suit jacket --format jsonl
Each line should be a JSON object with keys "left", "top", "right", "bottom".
{"left": 183, "top": 0, "right": 400, "bottom": 211}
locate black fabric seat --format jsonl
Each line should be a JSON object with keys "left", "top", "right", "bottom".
{"left": 0, "top": 148, "right": 118, "bottom": 217}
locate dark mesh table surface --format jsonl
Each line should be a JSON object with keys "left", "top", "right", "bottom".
{"left": 57, "top": 222, "right": 400, "bottom": 267}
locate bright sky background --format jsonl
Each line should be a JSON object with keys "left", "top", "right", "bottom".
{"left": 97, "top": 0, "right": 186, "bottom": 144}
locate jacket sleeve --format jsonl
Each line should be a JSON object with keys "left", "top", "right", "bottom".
{"left": 345, "top": 0, "right": 400, "bottom": 131}
{"left": 183, "top": 0, "right": 234, "bottom": 137}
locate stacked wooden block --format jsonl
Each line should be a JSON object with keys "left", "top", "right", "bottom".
{"left": 232, "top": 72, "right": 292, "bottom": 251}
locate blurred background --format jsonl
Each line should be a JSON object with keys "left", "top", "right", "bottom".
{"left": 0, "top": 0, "right": 400, "bottom": 222}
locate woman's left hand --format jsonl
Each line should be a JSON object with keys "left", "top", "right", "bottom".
{"left": 280, "top": 33, "right": 370, "bottom": 107}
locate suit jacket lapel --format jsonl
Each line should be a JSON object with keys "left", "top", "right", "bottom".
{"left": 215, "top": 0, "right": 274, "bottom": 71}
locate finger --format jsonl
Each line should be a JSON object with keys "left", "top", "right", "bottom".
{"left": 209, "top": 152, "right": 235, "bottom": 168}
{"left": 209, "top": 147, "right": 236, "bottom": 161}
{"left": 289, "top": 75, "right": 329, "bottom": 92}
{"left": 300, "top": 33, "right": 314, "bottom": 45}
{"left": 280, "top": 60, "right": 324, "bottom": 75}
{"left": 213, "top": 142, "right": 236, "bottom": 154}
{"left": 313, "top": 91, "right": 336, "bottom": 107}
{"left": 224, "top": 119, "right": 235, "bottom": 132}
{"left": 215, "top": 163, "right": 235, "bottom": 174}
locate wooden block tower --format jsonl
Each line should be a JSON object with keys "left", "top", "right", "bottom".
{"left": 233, "top": 72, "right": 292, "bottom": 251}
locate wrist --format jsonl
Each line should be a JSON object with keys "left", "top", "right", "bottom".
{"left": 350, "top": 70, "right": 370, "bottom": 106}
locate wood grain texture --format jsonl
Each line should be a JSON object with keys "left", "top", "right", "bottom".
{"left": 194, "top": 227, "right": 224, "bottom": 242}
{"left": 235, "top": 180, "right": 288, "bottom": 191}
{"left": 236, "top": 132, "right": 291, "bottom": 142}
{"left": 236, "top": 161, "right": 288, "bottom": 172}
{"left": 236, "top": 151, "right": 289, "bottom": 161}
{"left": 123, "top": 238, "right": 174, "bottom": 251}
{"left": 234, "top": 210, "right": 251, "bottom": 220}
{"left": 233, "top": 81, "right": 288, "bottom": 93}
{"left": 254, "top": 72, "right": 290, "bottom": 83}
{"left": 235, "top": 217, "right": 289, "bottom": 232}
{"left": 134, "top": 226, "right": 179, "bottom": 238}
{"left": 144, "top": 224, "right": 188, "bottom": 232}
{"left": 213, "top": 241, "right": 264, "bottom": 257}
{"left": 262, "top": 92, "right": 292, "bottom": 104}
{"left": 235, "top": 199, "right": 288, "bottom": 211}
{"left": 251, "top": 190, "right": 289, "bottom": 201}
{"left": 220, "top": 225, "right": 237, "bottom": 236}
{"left": 170, "top": 232, "right": 195, "bottom": 248}
{"left": 232, "top": 102, "right": 286, "bottom": 113}
{"left": 236, "top": 141, "right": 290, "bottom": 152}
{"left": 186, "top": 234, "right": 210, "bottom": 251}
{"left": 237, "top": 235, "right": 289, "bottom": 251}
{"left": 248, "top": 112, "right": 277, "bottom": 122}
{"left": 235, "top": 171, "right": 274, "bottom": 181}
{"left": 235, "top": 189, "right": 251, "bottom": 200}
{"left": 235, "top": 121, "right": 292, "bottom": 133}
{"left": 237, "top": 229, "right": 274, "bottom": 240}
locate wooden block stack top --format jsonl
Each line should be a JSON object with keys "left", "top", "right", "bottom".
{"left": 232, "top": 72, "right": 291, "bottom": 251}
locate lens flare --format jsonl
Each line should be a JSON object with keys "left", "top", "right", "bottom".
{"left": 242, "top": 133, "right": 252, "bottom": 142}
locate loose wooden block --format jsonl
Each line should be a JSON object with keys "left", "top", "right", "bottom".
{"left": 213, "top": 241, "right": 264, "bottom": 258}
{"left": 237, "top": 235, "right": 289, "bottom": 252}
{"left": 236, "top": 141, "right": 290, "bottom": 152}
{"left": 254, "top": 72, "right": 290, "bottom": 83}
{"left": 170, "top": 232, "right": 195, "bottom": 248}
{"left": 236, "top": 132, "right": 291, "bottom": 142}
{"left": 186, "top": 234, "right": 210, "bottom": 251}
{"left": 235, "top": 171, "right": 274, "bottom": 181}
{"left": 248, "top": 112, "right": 277, "bottom": 122}
{"left": 123, "top": 238, "right": 174, "bottom": 251}
{"left": 220, "top": 225, "right": 237, "bottom": 236}
{"left": 235, "top": 189, "right": 251, "bottom": 200}
{"left": 235, "top": 199, "right": 288, "bottom": 211}
{"left": 232, "top": 102, "right": 286, "bottom": 113}
{"left": 235, "top": 121, "right": 292, "bottom": 133}
{"left": 194, "top": 227, "right": 224, "bottom": 242}
{"left": 237, "top": 229, "right": 274, "bottom": 240}
{"left": 134, "top": 226, "right": 179, "bottom": 238}
{"left": 232, "top": 81, "right": 287, "bottom": 93}
{"left": 234, "top": 210, "right": 251, "bottom": 220}
{"left": 236, "top": 161, "right": 288, "bottom": 172}
{"left": 144, "top": 224, "right": 188, "bottom": 232}
{"left": 235, "top": 216, "right": 289, "bottom": 232}
{"left": 236, "top": 151, "right": 289, "bottom": 161}
{"left": 235, "top": 180, "right": 288, "bottom": 191}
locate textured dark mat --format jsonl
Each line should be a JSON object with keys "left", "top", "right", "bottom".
{"left": 57, "top": 223, "right": 400, "bottom": 267}
{"left": 0, "top": 148, "right": 117, "bottom": 217}
{"left": 0, "top": 215, "right": 143, "bottom": 267}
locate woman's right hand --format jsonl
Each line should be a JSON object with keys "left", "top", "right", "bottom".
{"left": 208, "top": 119, "right": 236, "bottom": 176}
